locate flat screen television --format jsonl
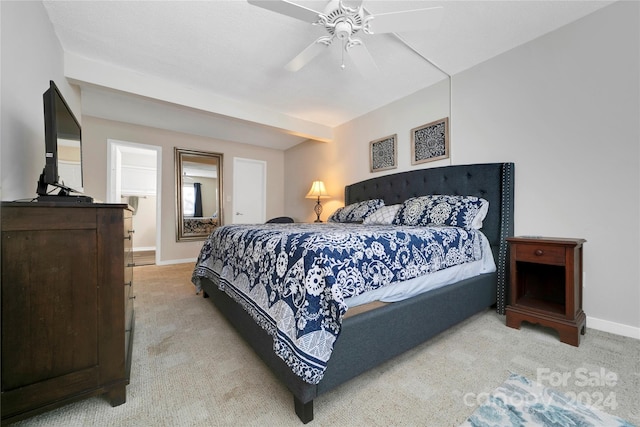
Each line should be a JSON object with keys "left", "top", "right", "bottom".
{"left": 36, "top": 80, "right": 91, "bottom": 202}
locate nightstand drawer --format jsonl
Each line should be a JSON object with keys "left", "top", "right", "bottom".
{"left": 514, "top": 244, "right": 565, "bottom": 265}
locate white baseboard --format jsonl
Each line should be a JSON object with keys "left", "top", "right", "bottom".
{"left": 133, "top": 246, "right": 156, "bottom": 252}
{"left": 587, "top": 315, "right": 640, "bottom": 340}
{"left": 156, "top": 258, "right": 197, "bottom": 266}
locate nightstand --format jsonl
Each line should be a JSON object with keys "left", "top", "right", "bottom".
{"left": 505, "top": 236, "right": 586, "bottom": 346}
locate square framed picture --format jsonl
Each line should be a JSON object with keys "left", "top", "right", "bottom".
{"left": 411, "top": 117, "right": 449, "bottom": 165}
{"left": 370, "top": 134, "right": 397, "bottom": 172}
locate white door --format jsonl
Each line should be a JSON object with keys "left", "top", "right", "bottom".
{"left": 232, "top": 157, "right": 266, "bottom": 224}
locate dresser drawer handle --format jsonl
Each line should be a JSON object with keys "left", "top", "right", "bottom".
{"left": 535, "top": 249, "right": 544, "bottom": 256}
{"left": 125, "top": 281, "right": 132, "bottom": 287}
{"left": 129, "top": 295, "right": 136, "bottom": 300}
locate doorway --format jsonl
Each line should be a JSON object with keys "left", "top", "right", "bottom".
{"left": 107, "top": 139, "right": 162, "bottom": 265}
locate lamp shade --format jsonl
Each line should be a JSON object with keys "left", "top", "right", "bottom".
{"left": 305, "top": 180, "right": 330, "bottom": 199}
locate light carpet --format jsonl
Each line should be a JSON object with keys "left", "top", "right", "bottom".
{"left": 13, "top": 263, "right": 640, "bottom": 426}
{"left": 460, "top": 373, "right": 636, "bottom": 426}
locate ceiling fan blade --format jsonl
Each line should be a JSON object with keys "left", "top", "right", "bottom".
{"left": 285, "top": 39, "right": 330, "bottom": 72}
{"left": 247, "top": 0, "right": 321, "bottom": 23}
{"left": 346, "top": 41, "right": 379, "bottom": 79}
{"left": 367, "top": 6, "right": 444, "bottom": 34}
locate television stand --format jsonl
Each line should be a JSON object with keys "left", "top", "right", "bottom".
{"left": 36, "top": 173, "right": 93, "bottom": 203}
{"left": 37, "top": 194, "right": 94, "bottom": 204}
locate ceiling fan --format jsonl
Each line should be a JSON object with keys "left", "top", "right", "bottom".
{"left": 247, "top": 0, "right": 444, "bottom": 77}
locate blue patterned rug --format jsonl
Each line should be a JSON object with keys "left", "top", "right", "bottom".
{"left": 460, "top": 373, "right": 636, "bottom": 427}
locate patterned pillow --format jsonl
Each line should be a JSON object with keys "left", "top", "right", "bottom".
{"left": 328, "top": 199, "right": 385, "bottom": 223}
{"left": 363, "top": 204, "right": 401, "bottom": 225}
{"left": 392, "top": 195, "right": 489, "bottom": 230}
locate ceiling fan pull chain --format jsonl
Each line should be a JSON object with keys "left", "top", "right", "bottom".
{"left": 341, "top": 38, "right": 346, "bottom": 69}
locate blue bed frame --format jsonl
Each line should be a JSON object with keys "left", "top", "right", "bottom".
{"left": 199, "top": 162, "right": 514, "bottom": 423}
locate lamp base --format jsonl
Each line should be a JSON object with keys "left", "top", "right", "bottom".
{"left": 313, "top": 198, "right": 323, "bottom": 222}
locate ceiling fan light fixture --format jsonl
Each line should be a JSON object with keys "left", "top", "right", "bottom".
{"left": 248, "top": 0, "right": 443, "bottom": 74}
{"left": 334, "top": 20, "right": 353, "bottom": 40}
{"left": 319, "top": 0, "right": 363, "bottom": 37}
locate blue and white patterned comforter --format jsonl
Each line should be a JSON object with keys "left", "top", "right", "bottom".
{"left": 192, "top": 223, "right": 489, "bottom": 384}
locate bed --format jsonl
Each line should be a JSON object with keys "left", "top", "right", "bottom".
{"left": 192, "top": 162, "right": 514, "bottom": 423}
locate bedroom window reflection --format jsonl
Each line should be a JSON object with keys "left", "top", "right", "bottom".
{"left": 182, "top": 183, "right": 204, "bottom": 218}
{"left": 175, "top": 148, "right": 223, "bottom": 241}
{"left": 182, "top": 184, "right": 195, "bottom": 217}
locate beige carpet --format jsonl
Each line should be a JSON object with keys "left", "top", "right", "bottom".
{"left": 14, "top": 263, "right": 640, "bottom": 426}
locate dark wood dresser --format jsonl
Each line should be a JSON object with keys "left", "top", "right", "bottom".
{"left": 1, "top": 202, "right": 135, "bottom": 423}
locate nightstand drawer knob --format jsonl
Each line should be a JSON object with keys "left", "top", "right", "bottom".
{"left": 535, "top": 249, "right": 544, "bottom": 256}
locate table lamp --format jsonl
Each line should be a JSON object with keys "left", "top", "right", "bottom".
{"left": 305, "top": 180, "right": 330, "bottom": 222}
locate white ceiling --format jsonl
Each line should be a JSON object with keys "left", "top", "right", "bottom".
{"left": 42, "top": 0, "right": 614, "bottom": 149}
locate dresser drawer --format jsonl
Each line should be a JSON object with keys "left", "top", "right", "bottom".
{"left": 123, "top": 210, "right": 134, "bottom": 342}
{"left": 514, "top": 243, "right": 565, "bottom": 265}
{"left": 123, "top": 215, "right": 134, "bottom": 267}
{"left": 124, "top": 265, "right": 133, "bottom": 288}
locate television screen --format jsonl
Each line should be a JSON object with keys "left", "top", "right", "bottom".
{"left": 39, "top": 80, "right": 83, "bottom": 196}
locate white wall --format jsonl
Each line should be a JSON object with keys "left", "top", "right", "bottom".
{"left": 121, "top": 149, "right": 157, "bottom": 251}
{"left": 452, "top": 1, "right": 639, "bottom": 336}
{"left": 1, "top": 1, "right": 80, "bottom": 201}
{"left": 123, "top": 195, "right": 157, "bottom": 250}
{"left": 285, "top": 79, "right": 451, "bottom": 222}
{"left": 284, "top": 1, "right": 640, "bottom": 337}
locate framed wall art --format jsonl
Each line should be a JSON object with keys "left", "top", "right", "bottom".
{"left": 411, "top": 117, "right": 449, "bottom": 165}
{"left": 369, "top": 134, "right": 397, "bottom": 173}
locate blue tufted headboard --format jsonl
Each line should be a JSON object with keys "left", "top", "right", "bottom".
{"left": 344, "top": 163, "right": 514, "bottom": 313}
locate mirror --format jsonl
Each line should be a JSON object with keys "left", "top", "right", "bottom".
{"left": 175, "top": 148, "right": 224, "bottom": 241}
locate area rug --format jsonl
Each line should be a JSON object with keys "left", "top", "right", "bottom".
{"left": 460, "top": 373, "right": 637, "bottom": 427}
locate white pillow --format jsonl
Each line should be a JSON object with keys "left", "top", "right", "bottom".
{"left": 363, "top": 204, "right": 401, "bottom": 225}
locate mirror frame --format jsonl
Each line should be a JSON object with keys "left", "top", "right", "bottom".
{"left": 175, "top": 148, "right": 224, "bottom": 241}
